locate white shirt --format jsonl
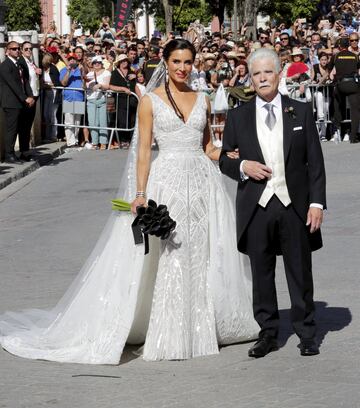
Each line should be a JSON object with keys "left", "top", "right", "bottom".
{"left": 24, "top": 56, "right": 39, "bottom": 96}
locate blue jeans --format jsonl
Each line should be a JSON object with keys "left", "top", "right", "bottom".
{"left": 87, "top": 98, "right": 108, "bottom": 145}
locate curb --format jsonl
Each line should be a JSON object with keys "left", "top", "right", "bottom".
{"left": 0, "top": 142, "right": 67, "bottom": 191}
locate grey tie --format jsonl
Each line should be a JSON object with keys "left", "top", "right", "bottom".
{"left": 264, "top": 103, "right": 276, "bottom": 131}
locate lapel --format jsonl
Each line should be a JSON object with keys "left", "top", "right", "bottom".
{"left": 245, "top": 97, "right": 265, "bottom": 163}
{"left": 281, "top": 94, "right": 294, "bottom": 162}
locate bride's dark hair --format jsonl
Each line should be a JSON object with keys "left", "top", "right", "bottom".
{"left": 163, "top": 39, "right": 196, "bottom": 62}
{"left": 163, "top": 39, "right": 196, "bottom": 122}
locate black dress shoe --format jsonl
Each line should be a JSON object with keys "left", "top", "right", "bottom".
{"left": 299, "top": 339, "right": 319, "bottom": 356}
{"left": 4, "top": 154, "right": 23, "bottom": 164}
{"left": 248, "top": 335, "right": 278, "bottom": 358}
{"left": 19, "top": 153, "right": 33, "bottom": 162}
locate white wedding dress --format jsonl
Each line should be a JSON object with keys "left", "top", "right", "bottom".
{"left": 0, "top": 91, "right": 258, "bottom": 364}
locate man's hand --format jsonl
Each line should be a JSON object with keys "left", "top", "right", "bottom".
{"left": 306, "top": 207, "right": 323, "bottom": 233}
{"left": 25, "top": 97, "right": 34, "bottom": 107}
{"left": 243, "top": 160, "right": 272, "bottom": 180}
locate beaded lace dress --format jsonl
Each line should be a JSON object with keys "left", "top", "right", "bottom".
{"left": 0, "top": 91, "right": 258, "bottom": 364}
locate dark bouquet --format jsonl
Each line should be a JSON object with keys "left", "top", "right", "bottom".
{"left": 111, "top": 198, "right": 176, "bottom": 254}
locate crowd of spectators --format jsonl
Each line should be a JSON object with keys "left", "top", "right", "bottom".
{"left": 0, "top": 0, "right": 360, "bottom": 163}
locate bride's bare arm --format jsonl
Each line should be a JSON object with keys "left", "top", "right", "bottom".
{"left": 203, "top": 97, "right": 221, "bottom": 160}
{"left": 131, "top": 96, "right": 153, "bottom": 214}
{"left": 203, "top": 97, "right": 239, "bottom": 161}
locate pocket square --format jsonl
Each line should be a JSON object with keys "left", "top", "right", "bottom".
{"left": 293, "top": 126, "right": 303, "bottom": 131}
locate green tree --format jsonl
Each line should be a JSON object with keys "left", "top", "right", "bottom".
{"left": 67, "top": 0, "right": 113, "bottom": 32}
{"left": 259, "top": 0, "right": 319, "bottom": 23}
{"left": 133, "top": 0, "right": 212, "bottom": 33}
{"left": 5, "top": 0, "right": 42, "bottom": 31}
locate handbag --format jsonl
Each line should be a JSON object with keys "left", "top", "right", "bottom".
{"left": 213, "top": 83, "right": 229, "bottom": 112}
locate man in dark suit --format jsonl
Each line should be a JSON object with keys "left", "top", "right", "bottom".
{"left": 220, "top": 48, "right": 326, "bottom": 358}
{"left": 0, "top": 41, "right": 34, "bottom": 163}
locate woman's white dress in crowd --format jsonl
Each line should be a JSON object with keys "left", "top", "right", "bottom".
{"left": 0, "top": 92, "right": 258, "bottom": 364}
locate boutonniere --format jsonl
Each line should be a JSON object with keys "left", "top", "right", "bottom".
{"left": 284, "top": 106, "right": 296, "bottom": 119}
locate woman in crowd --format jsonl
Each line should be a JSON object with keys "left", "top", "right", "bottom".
{"left": 109, "top": 54, "right": 141, "bottom": 149}
{"left": 189, "top": 53, "right": 208, "bottom": 91}
{"left": 311, "top": 51, "right": 332, "bottom": 139}
{"left": 229, "top": 59, "right": 250, "bottom": 88}
{"left": 85, "top": 56, "right": 111, "bottom": 149}
{"left": 286, "top": 47, "right": 311, "bottom": 101}
{"left": 40, "top": 53, "right": 62, "bottom": 142}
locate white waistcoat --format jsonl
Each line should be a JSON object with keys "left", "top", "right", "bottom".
{"left": 256, "top": 106, "right": 291, "bottom": 208}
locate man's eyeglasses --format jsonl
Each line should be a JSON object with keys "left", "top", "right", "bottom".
{"left": 94, "top": 49, "right": 102, "bottom": 53}
{"left": 23, "top": 47, "right": 32, "bottom": 51}
{"left": 350, "top": 39, "right": 358, "bottom": 42}
{"left": 280, "top": 37, "right": 289, "bottom": 41}
{"left": 260, "top": 36, "right": 268, "bottom": 40}
{"left": 9, "top": 47, "right": 20, "bottom": 51}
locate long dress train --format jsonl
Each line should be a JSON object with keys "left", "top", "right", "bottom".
{"left": 0, "top": 92, "right": 258, "bottom": 364}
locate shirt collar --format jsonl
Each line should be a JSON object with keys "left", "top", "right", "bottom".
{"left": 8, "top": 56, "right": 18, "bottom": 65}
{"left": 256, "top": 92, "right": 282, "bottom": 110}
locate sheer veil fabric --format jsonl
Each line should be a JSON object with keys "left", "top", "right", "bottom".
{"left": 0, "top": 61, "right": 259, "bottom": 364}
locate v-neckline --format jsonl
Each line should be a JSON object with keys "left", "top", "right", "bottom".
{"left": 151, "top": 92, "right": 200, "bottom": 125}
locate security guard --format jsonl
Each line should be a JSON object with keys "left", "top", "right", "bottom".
{"left": 143, "top": 46, "right": 161, "bottom": 84}
{"left": 330, "top": 37, "right": 360, "bottom": 143}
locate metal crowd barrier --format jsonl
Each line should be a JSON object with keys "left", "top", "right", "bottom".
{"left": 207, "top": 83, "right": 352, "bottom": 143}
{"left": 49, "top": 87, "right": 139, "bottom": 150}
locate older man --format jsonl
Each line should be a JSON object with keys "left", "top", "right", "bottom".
{"left": 220, "top": 48, "right": 326, "bottom": 358}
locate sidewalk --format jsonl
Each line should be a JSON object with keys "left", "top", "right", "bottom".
{"left": 0, "top": 141, "right": 67, "bottom": 190}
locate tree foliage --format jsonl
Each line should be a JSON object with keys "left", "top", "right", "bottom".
{"left": 67, "top": 0, "right": 113, "bottom": 32}
{"left": 133, "top": 0, "right": 212, "bottom": 33}
{"left": 4, "top": 0, "right": 42, "bottom": 31}
{"left": 259, "top": 0, "right": 319, "bottom": 24}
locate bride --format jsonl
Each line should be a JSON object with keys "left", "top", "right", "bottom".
{"left": 0, "top": 39, "right": 258, "bottom": 364}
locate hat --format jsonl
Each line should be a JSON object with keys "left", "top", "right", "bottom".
{"left": 226, "top": 40, "right": 235, "bottom": 48}
{"left": 114, "top": 54, "right": 129, "bottom": 65}
{"left": 149, "top": 45, "right": 160, "bottom": 54}
{"left": 203, "top": 52, "right": 216, "bottom": 60}
{"left": 85, "top": 38, "right": 95, "bottom": 45}
{"left": 91, "top": 56, "right": 103, "bottom": 64}
{"left": 209, "top": 43, "right": 219, "bottom": 49}
{"left": 67, "top": 52, "right": 78, "bottom": 60}
{"left": 226, "top": 51, "right": 239, "bottom": 60}
{"left": 291, "top": 47, "right": 304, "bottom": 56}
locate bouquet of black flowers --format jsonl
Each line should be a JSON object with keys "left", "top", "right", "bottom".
{"left": 111, "top": 198, "right": 176, "bottom": 254}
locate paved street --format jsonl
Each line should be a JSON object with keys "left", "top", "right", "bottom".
{"left": 0, "top": 143, "right": 359, "bottom": 408}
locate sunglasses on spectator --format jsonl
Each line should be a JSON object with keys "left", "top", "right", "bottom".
{"left": 260, "top": 36, "right": 268, "bottom": 39}
{"left": 23, "top": 47, "right": 32, "bottom": 51}
{"left": 9, "top": 47, "right": 20, "bottom": 50}
{"left": 94, "top": 49, "right": 102, "bottom": 53}
{"left": 350, "top": 39, "right": 358, "bottom": 42}
{"left": 280, "top": 37, "right": 289, "bottom": 41}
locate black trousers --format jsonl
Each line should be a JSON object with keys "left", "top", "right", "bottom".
{"left": 2, "top": 107, "right": 21, "bottom": 155}
{"left": 334, "top": 80, "right": 360, "bottom": 141}
{"left": 18, "top": 101, "right": 37, "bottom": 152}
{"left": 246, "top": 196, "right": 316, "bottom": 340}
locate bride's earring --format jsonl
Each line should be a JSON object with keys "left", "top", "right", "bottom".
{"left": 165, "top": 66, "right": 169, "bottom": 81}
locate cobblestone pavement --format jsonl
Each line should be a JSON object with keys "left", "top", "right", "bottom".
{"left": 0, "top": 143, "right": 359, "bottom": 408}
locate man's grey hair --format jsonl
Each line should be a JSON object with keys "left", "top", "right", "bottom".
{"left": 247, "top": 48, "right": 282, "bottom": 75}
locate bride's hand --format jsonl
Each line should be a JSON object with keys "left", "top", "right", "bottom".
{"left": 131, "top": 197, "right": 147, "bottom": 215}
{"left": 226, "top": 148, "right": 239, "bottom": 159}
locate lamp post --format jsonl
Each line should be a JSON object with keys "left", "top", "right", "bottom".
{"left": 0, "top": 0, "right": 8, "bottom": 27}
